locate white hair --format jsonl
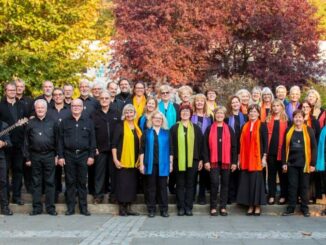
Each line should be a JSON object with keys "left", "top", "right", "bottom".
{"left": 79, "top": 79, "right": 90, "bottom": 87}
{"left": 289, "top": 85, "right": 301, "bottom": 94}
{"left": 34, "top": 99, "right": 48, "bottom": 109}
{"left": 261, "top": 87, "right": 274, "bottom": 101}
{"left": 121, "top": 104, "right": 137, "bottom": 120}
{"left": 146, "top": 111, "right": 168, "bottom": 130}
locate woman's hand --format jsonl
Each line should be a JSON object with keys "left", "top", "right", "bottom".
{"left": 114, "top": 159, "right": 122, "bottom": 169}
{"left": 204, "top": 162, "right": 211, "bottom": 172}
{"left": 139, "top": 164, "right": 145, "bottom": 174}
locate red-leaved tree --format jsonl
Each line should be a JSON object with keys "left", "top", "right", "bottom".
{"left": 111, "top": 0, "right": 324, "bottom": 86}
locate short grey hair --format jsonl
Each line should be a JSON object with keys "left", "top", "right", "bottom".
{"left": 289, "top": 85, "right": 301, "bottom": 95}
{"left": 34, "top": 99, "right": 48, "bottom": 109}
{"left": 261, "top": 87, "right": 274, "bottom": 101}
{"left": 79, "top": 79, "right": 90, "bottom": 88}
{"left": 121, "top": 104, "right": 137, "bottom": 120}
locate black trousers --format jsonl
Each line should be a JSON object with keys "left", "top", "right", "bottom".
{"left": 267, "top": 155, "right": 288, "bottom": 198}
{"left": 94, "top": 152, "right": 110, "bottom": 200}
{"left": 145, "top": 165, "right": 168, "bottom": 212}
{"left": 0, "top": 158, "right": 9, "bottom": 208}
{"left": 176, "top": 165, "right": 197, "bottom": 211}
{"left": 23, "top": 160, "right": 32, "bottom": 194}
{"left": 194, "top": 169, "right": 210, "bottom": 201}
{"left": 309, "top": 172, "right": 323, "bottom": 200}
{"left": 55, "top": 165, "right": 63, "bottom": 197}
{"left": 64, "top": 151, "right": 88, "bottom": 212}
{"left": 88, "top": 164, "right": 95, "bottom": 195}
{"left": 168, "top": 170, "right": 176, "bottom": 194}
{"left": 108, "top": 154, "right": 117, "bottom": 200}
{"left": 228, "top": 169, "right": 239, "bottom": 203}
{"left": 287, "top": 166, "right": 310, "bottom": 212}
{"left": 5, "top": 147, "right": 24, "bottom": 201}
{"left": 31, "top": 152, "right": 56, "bottom": 212}
{"left": 210, "top": 168, "right": 230, "bottom": 209}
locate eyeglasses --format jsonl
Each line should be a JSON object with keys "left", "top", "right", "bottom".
{"left": 135, "top": 87, "right": 144, "bottom": 90}
{"left": 53, "top": 93, "right": 63, "bottom": 96}
{"left": 100, "top": 97, "right": 110, "bottom": 100}
{"left": 71, "top": 105, "right": 83, "bottom": 108}
{"left": 153, "top": 117, "right": 163, "bottom": 120}
{"left": 161, "top": 91, "right": 170, "bottom": 95}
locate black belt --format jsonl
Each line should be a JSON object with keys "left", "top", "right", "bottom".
{"left": 67, "top": 149, "right": 87, "bottom": 155}
{"left": 31, "top": 150, "right": 54, "bottom": 155}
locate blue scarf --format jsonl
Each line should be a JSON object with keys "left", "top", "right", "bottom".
{"left": 191, "top": 115, "right": 211, "bottom": 134}
{"left": 158, "top": 101, "right": 176, "bottom": 129}
{"left": 316, "top": 127, "right": 326, "bottom": 172}
{"left": 228, "top": 112, "right": 245, "bottom": 131}
{"left": 139, "top": 115, "right": 147, "bottom": 132}
{"left": 286, "top": 102, "right": 300, "bottom": 121}
{"left": 144, "top": 128, "right": 170, "bottom": 176}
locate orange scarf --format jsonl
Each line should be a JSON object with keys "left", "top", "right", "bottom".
{"left": 285, "top": 125, "right": 311, "bottom": 173}
{"left": 305, "top": 117, "right": 312, "bottom": 127}
{"left": 260, "top": 103, "right": 270, "bottom": 122}
{"left": 267, "top": 117, "right": 287, "bottom": 161}
{"left": 240, "top": 120, "right": 262, "bottom": 171}
{"left": 240, "top": 104, "right": 248, "bottom": 115}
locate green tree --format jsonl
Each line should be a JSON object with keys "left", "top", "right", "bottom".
{"left": 0, "top": 0, "right": 114, "bottom": 96}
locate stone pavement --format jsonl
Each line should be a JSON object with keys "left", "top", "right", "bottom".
{"left": 0, "top": 214, "right": 326, "bottom": 245}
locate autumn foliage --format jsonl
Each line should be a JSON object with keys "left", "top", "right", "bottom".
{"left": 111, "top": 0, "right": 324, "bottom": 87}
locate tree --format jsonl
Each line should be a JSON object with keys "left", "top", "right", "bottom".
{"left": 112, "top": 0, "right": 324, "bottom": 87}
{"left": 0, "top": 0, "right": 114, "bottom": 95}
{"left": 111, "top": 0, "right": 225, "bottom": 84}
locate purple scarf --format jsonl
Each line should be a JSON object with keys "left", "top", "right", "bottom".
{"left": 191, "top": 115, "right": 211, "bottom": 134}
{"left": 286, "top": 102, "right": 300, "bottom": 121}
{"left": 228, "top": 112, "right": 245, "bottom": 131}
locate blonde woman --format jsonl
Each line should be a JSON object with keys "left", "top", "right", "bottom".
{"left": 266, "top": 99, "right": 288, "bottom": 205}
{"left": 138, "top": 97, "right": 158, "bottom": 132}
{"left": 205, "top": 88, "right": 218, "bottom": 116}
{"left": 178, "top": 85, "right": 193, "bottom": 105}
{"left": 236, "top": 89, "right": 251, "bottom": 115}
{"left": 305, "top": 89, "right": 324, "bottom": 127}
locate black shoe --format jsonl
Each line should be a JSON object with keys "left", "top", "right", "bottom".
{"left": 160, "top": 211, "right": 169, "bottom": 218}
{"left": 13, "top": 199, "right": 24, "bottom": 205}
{"left": 219, "top": 209, "right": 228, "bottom": 216}
{"left": 29, "top": 210, "right": 42, "bottom": 216}
{"left": 65, "top": 210, "right": 75, "bottom": 216}
{"left": 177, "top": 209, "right": 185, "bottom": 216}
{"left": 185, "top": 210, "right": 193, "bottom": 216}
{"left": 210, "top": 209, "right": 218, "bottom": 216}
{"left": 321, "top": 209, "right": 326, "bottom": 216}
{"left": 80, "top": 210, "right": 91, "bottom": 216}
{"left": 282, "top": 209, "right": 295, "bottom": 216}
{"left": 47, "top": 210, "right": 58, "bottom": 216}
{"left": 1, "top": 207, "right": 13, "bottom": 216}
{"left": 127, "top": 210, "right": 139, "bottom": 216}
{"left": 302, "top": 210, "right": 310, "bottom": 217}
{"left": 119, "top": 210, "right": 128, "bottom": 216}
{"left": 148, "top": 211, "right": 155, "bottom": 218}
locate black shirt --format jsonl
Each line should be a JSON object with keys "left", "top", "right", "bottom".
{"left": 116, "top": 92, "right": 132, "bottom": 106}
{"left": 110, "top": 98, "right": 124, "bottom": 117}
{"left": 0, "top": 121, "right": 12, "bottom": 159}
{"left": 7, "top": 102, "right": 18, "bottom": 122}
{"left": 91, "top": 108, "right": 120, "bottom": 153}
{"left": 35, "top": 94, "right": 55, "bottom": 108}
{"left": 23, "top": 116, "right": 58, "bottom": 161}
{"left": 58, "top": 115, "right": 96, "bottom": 158}
{"left": 79, "top": 96, "right": 100, "bottom": 118}
{"left": 288, "top": 131, "right": 305, "bottom": 167}
{"left": 269, "top": 120, "right": 280, "bottom": 156}
{"left": 47, "top": 105, "right": 71, "bottom": 123}
{"left": 17, "top": 96, "right": 34, "bottom": 117}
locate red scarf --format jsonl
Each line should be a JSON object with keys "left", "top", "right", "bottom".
{"left": 319, "top": 111, "right": 325, "bottom": 128}
{"left": 240, "top": 104, "right": 248, "bottom": 115}
{"left": 240, "top": 120, "right": 262, "bottom": 171}
{"left": 267, "top": 117, "right": 288, "bottom": 161}
{"left": 209, "top": 122, "right": 231, "bottom": 169}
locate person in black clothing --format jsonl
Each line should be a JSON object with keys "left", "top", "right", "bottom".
{"left": 0, "top": 82, "right": 28, "bottom": 205}
{"left": 91, "top": 91, "right": 120, "bottom": 204}
{"left": 112, "top": 104, "right": 142, "bottom": 216}
{"left": 24, "top": 99, "right": 58, "bottom": 216}
{"left": 0, "top": 120, "right": 13, "bottom": 215}
{"left": 58, "top": 99, "right": 96, "bottom": 216}
{"left": 225, "top": 95, "right": 248, "bottom": 204}
{"left": 47, "top": 88, "right": 71, "bottom": 202}
{"left": 35, "top": 81, "right": 55, "bottom": 107}
{"left": 115, "top": 78, "right": 132, "bottom": 106}
{"left": 107, "top": 81, "right": 124, "bottom": 115}
{"left": 63, "top": 84, "right": 74, "bottom": 106}
{"left": 282, "top": 109, "right": 317, "bottom": 217}
{"left": 170, "top": 104, "right": 203, "bottom": 216}
{"left": 15, "top": 79, "right": 33, "bottom": 117}
{"left": 139, "top": 111, "right": 173, "bottom": 218}
{"left": 203, "top": 106, "right": 237, "bottom": 216}
{"left": 78, "top": 79, "right": 100, "bottom": 196}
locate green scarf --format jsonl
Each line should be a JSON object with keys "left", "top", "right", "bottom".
{"left": 178, "top": 122, "right": 195, "bottom": 171}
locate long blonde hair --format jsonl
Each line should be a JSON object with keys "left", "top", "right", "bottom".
{"left": 266, "top": 99, "right": 288, "bottom": 122}
{"left": 192, "top": 93, "right": 209, "bottom": 116}
{"left": 305, "top": 89, "right": 321, "bottom": 118}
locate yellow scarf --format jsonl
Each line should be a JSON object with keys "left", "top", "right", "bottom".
{"left": 133, "top": 95, "right": 147, "bottom": 122}
{"left": 120, "top": 120, "right": 142, "bottom": 168}
{"left": 285, "top": 124, "right": 311, "bottom": 173}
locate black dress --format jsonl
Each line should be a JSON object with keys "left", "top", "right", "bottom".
{"left": 111, "top": 123, "right": 139, "bottom": 203}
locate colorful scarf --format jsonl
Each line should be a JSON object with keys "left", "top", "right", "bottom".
{"left": 120, "top": 120, "right": 142, "bottom": 168}
{"left": 267, "top": 117, "right": 288, "bottom": 161}
{"left": 285, "top": 102, "right": 300, "bottom": 121}
{"left": 228, "top": 112, "right": 245, "bottom": 131}
{"left": 316, "top": 126, "right": 326, "bottom": 172}
{"left": 158, "top": 101, "right": 177, "bottom": 129}
{"left": 207, "top": 102, "right": 217, "bottom": 117}
{"left": 144, "top": 128, "right": 170, "bottom": 176}
{"left": 240, "top": 120, "right": 262, "bottom": 171}
{"left": 133, "top": 95, "right": 146, "bottom": 123}
{"left": 318, "top": 111, "right": 325, "bottom": 128}
{"left": 209, "top": 122, "right": 231, "bottom": 169}
{"left": 191, "top": 115, "right": 211, "bottom": 134}
{"left": 285, "top": 125, "right": 311, "bottom": 173}
{"left": 177, "top": 122, "right": 195, "bottom": 171}
{"left": 260, "top": 103, "right": 271, "bottom": 122}
{"left": 138, "top": 115, "right": 147, "bottom": 132}
{"left": 240, "top": 104, "right": 248, "bottom": 115}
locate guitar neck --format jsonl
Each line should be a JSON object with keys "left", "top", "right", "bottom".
{"left": 0, "top": 123, "right": 20, "bottom": 138}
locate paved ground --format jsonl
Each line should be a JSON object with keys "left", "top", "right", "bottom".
{"left": 0, "top": 214, "right": 326, "bottom": 245}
